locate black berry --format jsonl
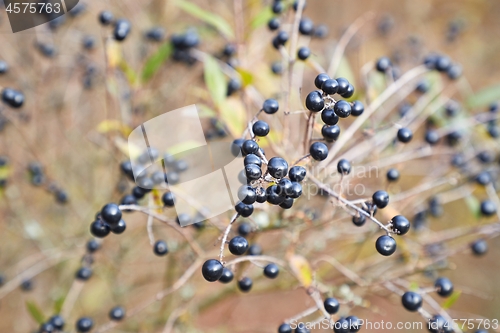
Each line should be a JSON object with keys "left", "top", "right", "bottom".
{"left": 289, "top": 166, "right": 306, "bottom": 182}
{"left": 321, "top": 108, "right": 339, "bottom": 125}
{"left": 314, "top": 73, "right": 330, "bottom": 89}
{"left": 202, "top": 259, "right": 224, "bottom": 282}
{"left": 235, "top": 202, "right": 254, "bottom": 217}
{"left": 154, "top": 240, "right": 168, "bottom": 256}
{"left": 263, "top": 99, "right": 279, "bottom": 114}
{"left": 480, "top": 200, "right": 496, "bottom": 216}
{"left": 337, "top": 159, "right": 351, "bottom": 175}
{"left": 350, "top": 101, "right": 364, "bottom": 116}
{"left": 305, "top": 91, "right": 324, "bottom": 112}
{"left": 397, "top": 127, "right": 413, "bottom": 143}
{"left": 267, "top": 157, "right": 288, "bottom": 178}
{"left": 322, "top": 125, "right": 340, "bottom": 141}
{"left": 90, "top": 220, "right": 110, "bottom": 238}
{"left": 386, "top": 168, "right": 400, "bottom": 182}
{"left": 76, "top": 267, "right": 93, "bottom": 281}
{"left": 322, "top": 79, "right": 339, "bottom": 95}
{"left": 372, "top": 190, "right": 389, "bottom": 208}
{"left": 375, "top": 235, "right": 396, "bottom": 256}
{"left": 435, "top": 277, "right": 453, "bottom": 297}
{"left": 402, "top": 291, "right": 422, "bottom": 312}
{"left": 76, "top": 317, "right": 93, "bottom": 333}
{"left": 253, "top": 120, "right": 270, "bottom": 137}
{"left": 229, "top": 236, "right": 249, "bottom": 255}
{"left": 391, "top": 215, "right": 410, "bottom": 235}
{"left": 309, "top": 142, "right": 329, "bottom": 161}
{"left": 263, "top": 263, "right": 280, "bottom": 278}
{"left": 101, "top": 203, "right": 122, "bottom": 226}
{"left": 162, "top": 192, "right": 175, "bottom": 207}
{"left": 109, "top": 306, "right": 125, "bottom": 321}
{"left": 324, "top": 297, "right": 340, "bottom": 314}
{"left": 219, "top": 267, "right": 234, "bottom": 283}
{"left": 334, "top": 100, "right": 351, "bottom": 118}
{"left": 471, "top": 239, "right": 488, "bottom": 256}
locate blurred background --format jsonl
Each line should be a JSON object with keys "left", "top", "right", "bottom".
{"left": 0, "top": 0, "right": 499, "bottom": 332}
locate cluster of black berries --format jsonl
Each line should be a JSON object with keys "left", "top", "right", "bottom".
{"left": 98, "top": 11, "right": 131, "bottom": 42}
{"left": 171, "top": 29, "right": 200, "bottom": 65}
{"left": 36, "top": 315, "right": 65, "bottom": 333}
{"left": 485, "top": 101, "right": 499, "bottom": 138}
{"left": 423, "top": 53, "right": 462, "bottom": 80}
{"left": 74, "top": 304, "right": 125, "bottom": 333}
{"left": 27, "top": 162, "right": 69, "bottom": 204}
{"left": 90, "top": 203, "right": 126, "bottom": 238}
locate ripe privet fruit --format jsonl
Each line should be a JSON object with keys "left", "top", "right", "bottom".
{"left": 322, "top": 125, "right": 340, "bottom": 141}
{"left": 480, "top": 200, "right": 496, "bottom": 216}
{"left": 471, "top": 239, "right": 488, "bottom": 256}
{"left": 288, "top": 182, "right": 302, "bottom": 198}
{"left": 346, "top": 316, "right": 362, "bottom": 333}
{"left": 425, "top": 130, "right": 440, "bottom": 145}
{"left": 49, "top": 315, "right": 65, "bottom": 330}
{"left": 336, "top": 77, "right": 350, "bottom": 95}
{"left": 238, "top": 185, "right": 257, "bottom": 204}
{"left": 101, "top": 203, "right": 122, "bottom": 226}
{"left": 372, "top": 190, "right": 389, "bottom": 208}
{"left": 397, "top": 127, "right": 413, "bottom": 143}
{"left": 263, "top": 98, "right": 279, "bottom": 114}
{"left": 99, "top": 11, "right": 114, "bottom": 25}
{"left": 218, "top": 267, "right": 234, "bottom": 283}
{"left": 238, "top": 222, "right": 252, "bottom": 236}
{"left": 263, "top": 263, "right": 280, "bottom": 278}
{"left": 352, "top": 214, "right": 366, "bottom": 227}
{"left": 277, "top": 179, "right": 293, "bottom": 197}
{"left": 110, "top": 219, "right": 126, "bottom": 234}
{"left": 299, "top": 18, "right": 314, "bottom": 35}
{"left": 351, "top": 101, "right": 364, "bottom": 116}
{"left": 76, "top": 267, "right": 93, "bottom": 281}
{"left": 321, "top": 79, "right": 339, "bottom": 95}
{"left": 244, "top": 154, "right": 262, "bottom": 167}
{"left": 324, "top": 297, "right": 340, "bottom": 314}
{"left": 391, "top": 215, "right": 410, "bottom": 235}
{"left": 289, "top": 166, "right": 306, "bottom": 182}
{"left": 242, "top": 140, "right": 259, "bottom": 155}
{"left": 321, "top": 108, "right": 339, "bottom": 125}
{"left": 235, "top": 202, "right": 254, "bottom": 217}
{"left": 272, "top": 31, "right": 289, "bottom": 49}
{"left": 267, "top": 185, "right": 285, "bottom": 205}
{"left": 202, "top": 259, "right": 224, "bottom": 282}
{"left": 309, "top": 142, "right": 329, "bottom": 161}
{"left": 114, "top": 19, "right": 131, "bottom": 41}
{"left": 402, "top": 291, "right": 423, "bottom": 312}
{"left": 90, "top": 220, "right": 110, "bottom": 238}
{"left": 476, "top": 171, "right": 491, "bottom": 186}
{"left": 245, "top": 164, "right": 262, "bottom": 181}
{"left": 278, "top": 323, "right": 292, "bottom": 333}
{"left": 252, "top": 120, "right": 270, "bottom": 137}
{"left": 231, "top": 139, "right": 245, "bottom": 157}
{"left": 279, "top": 197, "right": 294, "bottom": 209}
{"left": 375, "top": 235, "right": 396, "bottom": 256}
{"left": 162, "top": 192, "right": 175, "bottom": 207}
{"left": 153, "top": 240, "right": 168, "bottom": 256}
{"left": 121, "top": 194, "right": 137, "bottom": 207}
{"left": 2, "top": 88, "right": 24, "bottom": 108}
{"left": 267, "top": 157, "right": 288, "bottom": 178}
{"left": 228, "top": 236, "right": 249, "bottom": 255}
{"left": 227, "top": 78, "right": 242, "bottom": 96}
{"left": 314, "top": 73, "right": 330, "bottom": 89}
{"left": 337, "top": 159, "right": 351, "bottom": 175}
{"left": 297, "top": 47, "right": 311, "bottom": 60}
{"left": 109, "top": 306, "right": 125, "bottom": 321}
{"left": 305, "top": 91, "right": 324, "bottom": 112}
{"left": 342, "top": 84, "right": 355, "bottom": 98}
{"left": 86, "top": 239, "right": 100, "bottom": 253}
{"left": 256, "top": 187, "right": 267, "bottom": 203}
{"left": 435, "top": 277, "right": 453, "bottom": 297}
{"left": 247, "top": 244, "right": 263, "bottom": 255}
{"left": 427, "top": 315, "right": 452, "bottom": 333}
{"left": 145, "top": 27, "right": 165, "bottom": 42}
{"left": 376, "top": 56, "right": 392, "bottom": 72}
{"left": 271, "top": 1, "right": 284, "bottom": 13}
{"left": 386, "top": 168, "right": 400, "bottom": 182}
{"left": 238, "top": 277, "right": 253, "bottom": 292}
{"left": 268, "top": 17, "right": 280, "bottom": 31}
{"left": 76, "top": 317, "right": 93, "bottom": 333}
{"left": 334, "top": 100, "right": 351, "bottom": 118}
{"left": 435, "top": 56, "right": 451, "bottom": 72}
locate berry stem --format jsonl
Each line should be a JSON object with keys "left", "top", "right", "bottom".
{"left": 291, "top": 154, "right": 310, "bottom": 167}
{"left": 219, "top": 213, "right": 240, "bottom": 262}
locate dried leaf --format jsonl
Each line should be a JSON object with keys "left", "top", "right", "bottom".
{"left": 288, "top": 254, "right": 313, "bottom": 287}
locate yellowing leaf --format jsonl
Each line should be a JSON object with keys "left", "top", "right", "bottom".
{"left": 119, "top": 60, "right": 138, "bottom": 86}
{"left": 175, "top": 0, "right": 234, "bottom": 38}
{"left": 288, "top": 254, "right": 313, "bottom": 287}
{"left": 96, "top": 120, "right": 132, "bottom": 137}
{"left": 236, "top": 67, "right": 254, "bottom": 87}
{"left": 220, "top": 99, "right": 246, "bottom": 138}
{"left": 442, "top": 291, "right": 461, "bottom": 309}
{"left": 204, "top": 55, "right": 227, "bottom": 107}
{"left": 106, "top": 41, "right": 122, "bottom": 68}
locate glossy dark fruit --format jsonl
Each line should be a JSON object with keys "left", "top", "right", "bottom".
{"left": 202, "top": 259, "right": 224, "bottom": 282}
{"left": 145, "top": 27, "right": 165, "bottom": 42}
{"left": 372, "top": 190, "right": 389, "bottom": 208}
{"left": 76, "top": 267, "right": 93, "bottom": 281}
{"left": 110, "top": 219, "right": 126, "bottom": 234}
{"left": 114, "top": 19, "right": 131, "bottom": 41}
{"left": 476, "top": 171, "right": 492, "bottom": 186}
{"left": 272, "top": 31, "right": 289, "bottom": 49}
{"left": 245, "top": 164, "right": 262, "bottom": 180}
{"left": 263, "top": 98, "right": 279, "bottom": 114}
{"left": 435, "top": 56, "right": 451, "bottom": 72}
{"left": 216, "top": 267, "right": 233, "bottom": 284}
{"left": 309, "top": 142, "right": 329, "bottom": 161}
{"left": 263, "top": 263, "right": 280, "bottom": 278}
{"left": 120, "top": 194, "right": 137, "bottom": 207}
{"left": 386, "top": 168, "right": 400, "bottom": 182}
{"left": 267, "top": 185, "right": 285, "bottom": 205}
{"left": 471, "top": 239, "right": 488, "bottom": 256}
{"left": 271, "top": 62, "right": 283, "bottom": 75}
{"left": 427, "top": 314, "right": 452, "bottom": 333}
{"left": 447, "top": 64, "right": 462, "bottom": 80}
{"left": 314, "top": 73, "right": 330, "bottom": 89}
{"left": 289, "top": 166, "right": 306, "bottom": 182}
{"left": 375, "top": 235, "right": 396, "bottom": 256}
{"left": 321, "top": 108, "right": 339, "bottom": 125}
{"left": 314, "top": 24, "right": 328, "bottom": 38}
{"left": 402, "top": 291, "right": 422, "bottom": 311}
{"left": 337, "top": 159, "right": 351, "bottom": 175}
{"left": 255, "top": 187, "right": 267, "bottom": 203}
{"left": 242, "top": 140, "right": 260, "bottom": 155}
{"left": 227, "top": 78, "right": 242, "bottom": 96}
{"left": 305, "top": 91, "right": 324, "bottom": 112}
{"left": 76, "top": 317, "right": 93, "bottom": 333}
{"left": 229, "top": 236, "right": 249, "bottom": 255}
{"left": 416, "top": 80, "right": 430, "bottom": 93}
{"left": 277, "top": 178, "right": 293, "bottom": 197}
{"left": 376, "top": 56, "right": 392, "bottom": 72}
{"left": 247, "top": 244, "right": 263, "bottom": 256}
{"left": 267, "top": 157, "right": 289, "bottom": 178}
{"left": 352, "top": 214, "right": 366, "bottom": 227}
{"left": 336, "top": 77, "right": 350, "bottom": 95}
{"left": 397, "top": 127, "right": 413, "bottom": 143}
{"left": 279, "top": 197, "right": 294, "bottom": 209}
{"left": 425, "top": 130, "right": 440, "bottom": 145}
{"left": 238, "top": 185, "right": 257, "bottom": 204}
{"left": 391, "top": 215, "right": 410, "bottom": 235}
{"left": 351, "top": 101, "right": 364, "bottom": 116}
{"left": 268, "top": 17, "right": 280, "bottom": 31}
{"left": 271, "top": 1, "right": 284, "bottom": 13}
{"left": 324, "top": 297, "right": 340, "bottom": 314}
{"left": 154, "top": 240, "right": 168, "bottom": 256}
{"left": 321, "top": 79, "right": 339, "bottom": 95}
{"left": 162, "top": 192, "right": 175, "bottom": 207}
{"left": 480, "top": 200, "right": 496, "bottom": 216}
{"left": 86, "top": 239, "right": 100, "bottom": 253}
{"left": 238, "top": 222, "right": 252, "bottom": 236}
{"left": 235, "top": 202, "right": 254, "bottom": 217}
{"left": 99, "top": 11, "right": 114, "bottom": 25}
{"left": 322, "top": 125, "right": 340, "bottom": 141}
{"left": 346, "top": 316, "right": 362, "bottom": 333}
{"left": 435, "top": 277, "right": 453, "bottom": 297}
{"left": 253, "top": 120, "right": 270, "bottom": 137}
{"left": 244, "top": 154, "right": 262, "bottom": 168}
{"left": 297, "top": 47, "right": 311, "bottom": 60}
{"left": 299, "top": 18, "right": 314, "bottom": 35}
{"left": 108, "top": 306, "right": 125, "bottom": 321}
{"left": 90, "top": 220, "right": 110, "bottom": 238}
{"left": 341, "top": 84, "right": 355, "bottom": 98}
{"left": 49, "top": 315, "right": 65, "bottom": 330}
{"left": 2, "top": 88, "right": 24, "bottom": 108}
{"left": 288, "top": 182, "right": 302, "bottom": 199}
{"left": 334, "top": 100, "right": 351, "bottom": 118}
{"left": 231, "top": 139, "right": 245, "bottom": 157}
{"left": 278, "top": 323, "right": 292, "bottom": 333}
{"left": 101, "top": 203, "right": 122, "bottom": 226}
{"left": 238, "top": 277, "right": 253, "bottom": 292}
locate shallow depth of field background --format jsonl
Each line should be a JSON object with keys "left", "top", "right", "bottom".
{"left": 0, "top": 0, "right": 500, "bottom": 332}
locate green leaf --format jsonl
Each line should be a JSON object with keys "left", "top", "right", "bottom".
{"left": 467, "top": 83, "right": 500, "bottom": 109}
{"left": 203, "top": 55, "right": 227, "bottom": 107}
{"left": 142, "top": 43, "right": 173, "bottom": 82}
{"left": 409, "top": 282, "right": 419, "bottom": 291}
{"left": 236, "top": 68, "right": 253, "bottom": 87}
{"left": 175, "top": 0, "right": 234, "bottom": 38}
{"left": 442, "top": 291, "right": 461, "bottom": 309}
{"left": 53, "top": 295, "right": 65, "bottom": 314}
{"left": 26, "top": 300, "right": 45, "bottom": 324}
{"left": 250, "top": 7, "right": 274, "bottom": 30}
{"left": 465, "top": 195, "right": 481, "bottom": 220}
